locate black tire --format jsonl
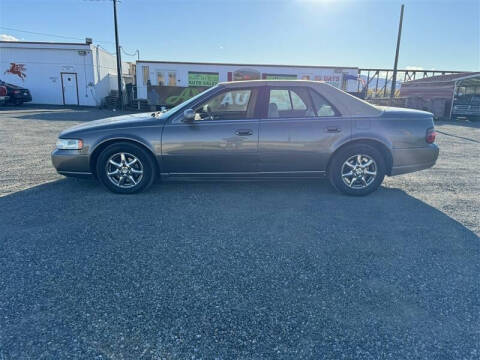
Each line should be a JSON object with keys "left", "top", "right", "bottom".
{"left": 15, "top": 100, "right": 23, "bottom": 106}
{"left": 96, "top": 142, "right": 156, "bottom": 194}
{"left": 328, "top": 144, "right": 386, "bottom": 196}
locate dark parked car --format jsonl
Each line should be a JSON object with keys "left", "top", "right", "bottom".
{"left": 52, "top": 80, "right": 439, "bottom": 195}
{"left": 0, "top": 84, "right": 8, "bottom": 105}
{"left": 0, "top": 80, "right": 32, "bottom": 105}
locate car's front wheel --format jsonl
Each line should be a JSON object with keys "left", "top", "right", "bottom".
{"left": 328, "top": 144, "right": 386, "bottom": 196}
{"left": 96, "top": 142, "right": 156, "bottom": 194}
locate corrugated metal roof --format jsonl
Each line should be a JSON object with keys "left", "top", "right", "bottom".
{"left": 402, "top": 72, "right": 480, "bottom": 86}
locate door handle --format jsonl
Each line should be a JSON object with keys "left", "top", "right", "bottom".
{"left": 235, "top": 129, "right": 253, "bottom": 136}
{"left": 326, "top": 126, "right": 341, "bottom": 133}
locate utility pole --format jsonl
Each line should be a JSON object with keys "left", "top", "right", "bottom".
{"left": 113, "top": 0, "right": 123, "bottom": 109}
{"left": 390, "top": 4, "right": 404, "bottom": 103}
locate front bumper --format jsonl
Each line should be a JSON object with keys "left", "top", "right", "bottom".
{"left": 51, "top": 149, "right": 93, "bottom": 178}
{"left": 390, "top": 144, "right": 439, "bottom": 176}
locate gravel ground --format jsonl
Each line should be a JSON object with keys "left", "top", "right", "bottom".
{"left": 0, "top": 107, "right": 479, "bottom": 359}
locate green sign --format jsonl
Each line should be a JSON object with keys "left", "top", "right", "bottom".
{"left": 188, "top": 72, "right": 219, "bottom": 87}
{"left": 263, "top": 74, "right": 298, "bottom": 80}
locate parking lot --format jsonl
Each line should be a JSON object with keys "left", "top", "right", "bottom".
{"left": 1, "top": 106, "right": 479, "bottom": 359}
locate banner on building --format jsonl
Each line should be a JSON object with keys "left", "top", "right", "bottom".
{"left": 188, "top": 72, "right": 219, "bottom": 87}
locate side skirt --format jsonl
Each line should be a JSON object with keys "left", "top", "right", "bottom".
{"left": 160, "top": 171, "right": 327, "bottom": 181}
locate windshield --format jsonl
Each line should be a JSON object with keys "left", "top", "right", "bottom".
{"left": 158, "top": 86, "right": 219, "bottom": 119}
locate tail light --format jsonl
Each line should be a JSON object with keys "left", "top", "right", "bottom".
{"left": 0, "top": 86, "right": 6, "bottom": 97}
{"left": 426, "top": 128, "right": 436, "bottom": 144}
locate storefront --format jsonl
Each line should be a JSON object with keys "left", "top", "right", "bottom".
{"left": 136, "top": 60, "right": 359, "bottom": 107}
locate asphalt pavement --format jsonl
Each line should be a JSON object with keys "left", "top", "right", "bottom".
{"left": 0, "top": 106, "right": 479, "bottom": 359}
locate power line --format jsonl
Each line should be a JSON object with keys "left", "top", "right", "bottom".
{"left": 120, "top": 46, "right": 139, "bottom": 59}
{"left": 0, "top": 26, "right": 84, "bottom": 41}
{"left": 0, "top": 26, "right": 114, "bottom": 45}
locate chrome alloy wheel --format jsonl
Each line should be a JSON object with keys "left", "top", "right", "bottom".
{"left": 105, "top": 152, "right": 144, "bottom": 189}
{"left": 341, "top": 154, "right": 377, "bottom": 189}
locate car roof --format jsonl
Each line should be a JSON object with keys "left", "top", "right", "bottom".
{"left": 218, "top": 80, "right": 382, "bottom": 117}
{"left": 218, "top": 79, "right": 329, "bottom": 87}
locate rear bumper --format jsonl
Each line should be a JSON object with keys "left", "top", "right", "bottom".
{"left": 390, "top": 144, "right": 439, "bottom": 176}
{"left": 9, "top": 93, "right": 32, "bottom": 103}
{"left": 51, "top": 149, "right": 93, "bottom": 178}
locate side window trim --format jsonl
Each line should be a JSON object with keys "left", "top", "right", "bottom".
{"left": 254, "top": 86, "right": 268, "bottom": 119}
{"left": 307, "top": 88, "right": 318, "bottom": 115}
{"left": 288, "top": 90, "right": 294, "bottom": 110}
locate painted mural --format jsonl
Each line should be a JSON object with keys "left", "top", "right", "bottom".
{"left": 4, "top": 63, "right": 27, "bottom": 81}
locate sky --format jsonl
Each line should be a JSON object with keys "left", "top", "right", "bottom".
{"left": 1, "top": 0, "right": 479, "bottom": 71}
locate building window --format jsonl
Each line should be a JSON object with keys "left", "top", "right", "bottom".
{"left": 157, "top": 72, "right": 165, "bottom": 86}
{"left": 168, "top": 71, "right": 177, "bottom": 86}
{"left": 142, "top": 66, "right": 149, "bottom": 86}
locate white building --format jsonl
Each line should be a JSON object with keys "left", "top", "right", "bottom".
{"left": 0, "top": 40, "right": 129, "bottom": 106}
{"left": 136, "top": 60, "right": 359, "bottom": 106}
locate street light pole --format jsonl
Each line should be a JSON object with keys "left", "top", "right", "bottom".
{"left": 113, "top": 0, "right": 123, "bottom": 109}
{"left": 390, "top": 4, "right": 404, "bottom": 103}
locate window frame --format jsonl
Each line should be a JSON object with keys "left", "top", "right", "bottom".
{"left": 156, "top": 71, "right": 165, "bottom": 86}
{"left": 263, "top": 86, "right": 340, "bottom": 120}
{"left": 142, "top": 66, "right": 150, "bottom": 86}
{"left": 167, "top": 71, "right": 177, "bottom": 86}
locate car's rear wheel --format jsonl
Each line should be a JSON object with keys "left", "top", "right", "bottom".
{"left": 328, "top": 144, "right": 386, "bottom": 196}
{"left": 96, "top": 142, "right": 156, "bottom": 194}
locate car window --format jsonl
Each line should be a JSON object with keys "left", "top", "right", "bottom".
{"left": 267, "top": 87, "right": 315, "bottom": 118}
{"left": 270, "top": 90, "right": 292, "bottom": 111}
{"left": 309, "top": 89, "right": 336, "bottom": 117}
{"left": 291, "top": 91, "right": 307, "bottom": 110}
{"left": 193, "top": 89, "right": 255, "bottom": 121}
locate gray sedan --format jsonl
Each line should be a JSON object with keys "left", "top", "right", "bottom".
{"left": 52, "top": 80, "right": 439, "bottom": 195}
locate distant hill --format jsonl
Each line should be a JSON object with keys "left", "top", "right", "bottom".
{"left": 359, "top": 75, "right": 402, "bottom": 91}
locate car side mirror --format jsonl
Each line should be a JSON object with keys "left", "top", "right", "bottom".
{"left": 183, "top": 109, "right": 195, "bottom": 122}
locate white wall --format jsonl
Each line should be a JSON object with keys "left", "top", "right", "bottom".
{"left": 0, "top": 42, "right": 120, "bottom": 106}
{"left": 136, "top": 61, "right": 359, "bottom": 100}
{"left": 90, "top": 45, "right": 120, "bottom": 105}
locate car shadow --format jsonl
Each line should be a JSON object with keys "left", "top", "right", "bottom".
{"left": 1, "top": 178, "right": 479, "bottom": 359}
